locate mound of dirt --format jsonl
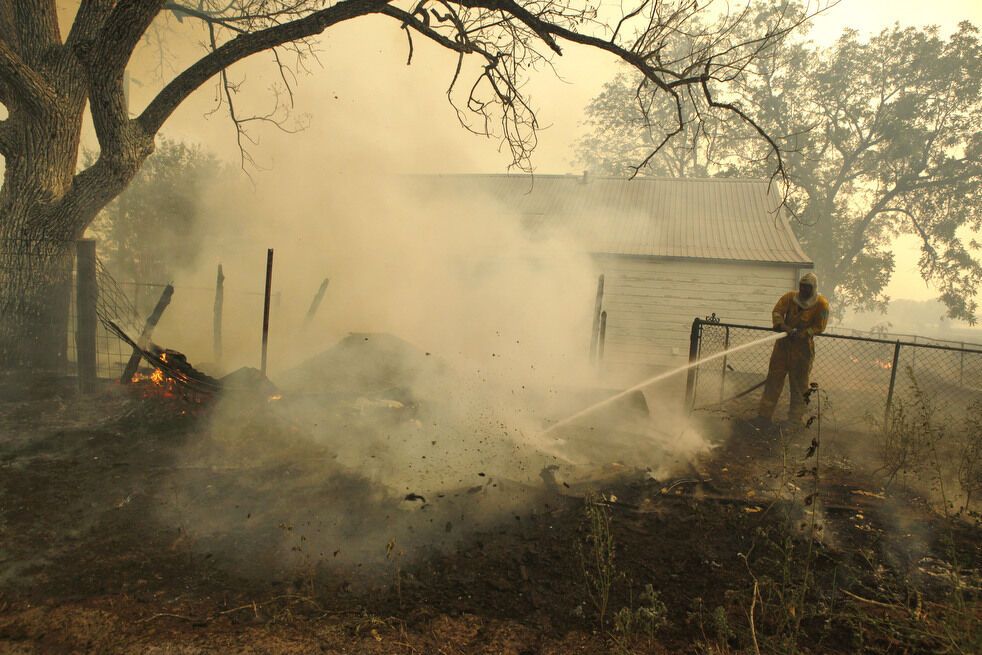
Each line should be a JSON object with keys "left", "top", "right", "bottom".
{"left": 277, "top": 332, "right": 449, "bottom": 400}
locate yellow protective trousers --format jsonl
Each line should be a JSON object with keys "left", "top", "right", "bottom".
{"left": 758, "top": 338, "right": 813, "bottom": 422}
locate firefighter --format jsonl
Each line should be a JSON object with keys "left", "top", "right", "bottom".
{"left": 754, "top": 272, "right": 829, "bottom": 428}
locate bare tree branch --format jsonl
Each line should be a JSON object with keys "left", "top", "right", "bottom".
{"left": 700, "top": 60, "right": 789, "bottom": 195}
{"left": 138, "top": 0, "right": 391, "bottom": 137}
{"left": 134, "top": 0, "right": 821, "bottom": 180}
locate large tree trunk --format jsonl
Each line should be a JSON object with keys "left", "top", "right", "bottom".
{"left": 0, "top": 97, "right": 97, "bottom": 372}
{"left": 0, "top": 91, "right": 153, "bottom": 375}
{"left": 0, "top": 0, "right": 161, "bottom": 373}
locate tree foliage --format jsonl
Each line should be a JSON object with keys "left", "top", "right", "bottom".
{"left": 577, "top": 10, "right": 982, "bottom": 321}
{"left": 88, "top": 137, "right": 222, "bottom": 284}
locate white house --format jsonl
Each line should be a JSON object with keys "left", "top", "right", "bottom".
{"left": 418, "top": 173, "right": 813, "bottom": 373}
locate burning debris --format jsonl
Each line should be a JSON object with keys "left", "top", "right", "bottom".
{"left": 127, "top": 348, "right": 219, "bottom": 400}
{"left": 108, "top": 321, "right": 280, "bottom": 405}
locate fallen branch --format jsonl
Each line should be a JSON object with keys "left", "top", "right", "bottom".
{"left": 749, "top": 579, "right": 761, "bottom": 655}
{"left": 841, "top": 589, "right": 901, "bottom": 610}
{"left": 135, "top": 612, "right": 198, "bottom": 624}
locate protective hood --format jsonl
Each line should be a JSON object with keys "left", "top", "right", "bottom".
{"left": 794, "top": 272, "right": 819, "bottom": 309}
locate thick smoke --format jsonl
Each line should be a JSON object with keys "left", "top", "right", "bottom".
{"left": 142, "top": 170, "right": 711, "bottom": 576}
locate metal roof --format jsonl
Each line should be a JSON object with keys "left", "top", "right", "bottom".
{"left": 416, "top": 174, "right": 812, "bottom": 265}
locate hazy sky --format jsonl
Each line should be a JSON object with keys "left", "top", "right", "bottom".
{"left": 90, "top": 1, "right": 982, "bottom": 304}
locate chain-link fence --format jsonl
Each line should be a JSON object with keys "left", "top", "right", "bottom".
{"left": 684, "top": 318, "right": 982, "bottom": 433}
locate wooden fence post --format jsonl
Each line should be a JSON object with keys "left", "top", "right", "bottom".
{"left": 589, "top": 274, "right": 605, "bottom": 362}
{"left": 213, "top": 264, "right": 224, "bottom": 364}
{"left": 260, "top": 249, "right": 273, "bottom": 376}
{"left": 719, "top": 325, "right": 731, "bottom": 404}
{"left": 883, "top": 341, "right": 902, "bottom": 427}
{"left": 683, "top": 318, "right": 702, "bottom": 412}
{"left": 76, "top": 239, "right": 97, "bottom": 393}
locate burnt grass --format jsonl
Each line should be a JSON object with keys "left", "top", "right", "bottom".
{"left": 0, "top": 387, "right": 980, "bottom": 654}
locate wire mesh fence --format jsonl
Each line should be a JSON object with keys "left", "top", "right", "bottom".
{"left": 0, "top": 238, "right": 76, "bottom": 373}
{"left": 1, "top": 236, "right": 282, "bottom": 384}
{"left": 92, "top": 258, "right": 144, "bottom": 378}
{"left": 685, "top": 318, "right": 982, "bottom": 434}
{"left": 0, "top": 238, "right": 144, "bottom": 380}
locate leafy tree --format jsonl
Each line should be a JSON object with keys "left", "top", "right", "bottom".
{"left": 88, "top": 137, "right": 222, "bottom": 285}
{"left": 0, "top": 0, "right": 815, "bottom": 368}
{"left": 577, "top": 13, "right": 982, "bottom": 321}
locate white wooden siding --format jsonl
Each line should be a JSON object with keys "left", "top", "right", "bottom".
{"left": 594, "top": 255, "right": 800, "bottom": 370}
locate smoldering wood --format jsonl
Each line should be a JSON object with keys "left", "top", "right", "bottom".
{"left": 120, "top": 283, "right": 174, "bottom": 383}
{"left": 213, "top": 264, "right": 224, "bottom": 364}
{"left": 304, "top": 277, "right": 330, "bottom": 326}
{"left": 260, "top": 248, "right": 273, "bottom": 376}
{"left": 75, "top": 239, "right": 97, "bottom": 393}
{"left": 107, "top": 321, "right": 221, "bottom": 395}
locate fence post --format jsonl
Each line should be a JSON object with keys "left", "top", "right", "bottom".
{"left": 75, "top": 239, "right": 97, "bottom": 393}
{"left": 213, "top": 264, "right": 224, "bottom": 364}
{"left": 589, "top": 274, "right": 605, "bottom": 363}
{"left": 684, "top": 318, "right": 702, "bottom": 412}
{"left": 883, "top": 341, "right": 901, "bottom": 426}
{"left": 960, "top": 343, "right": 965, "bottom": 387}
{"left": 719, "top": 325, "right": 731, "bottom": 404}
{"left": 260, "top": 248, "right": 273, "bottom": 376}
{"left": 598, "top": 310, "right": 607, "bottom": 361}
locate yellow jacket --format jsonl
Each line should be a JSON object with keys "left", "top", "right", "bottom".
{"left": 772, "top": 292, "right": 830, "bottom": 349}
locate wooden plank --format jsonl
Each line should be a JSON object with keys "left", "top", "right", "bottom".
{"left": 120, "top": 283, "right": 174, "bottom": 383}
{"left": 603, "top": 301, "right": 775, "bottom": 320}
{"left": 603, "top": 291, "right": 783, "bottom": 308}
{"left": 606, "top": 275, "right": 789, "bottom": 289}
{"left": 605, "top": 269, "right": 792, "bottom": 286}
{"left": 597, "top": 257, "right": 797, "bottom": 277}
{"left": 304, "top": 276, "right": 331, "bottom": 326}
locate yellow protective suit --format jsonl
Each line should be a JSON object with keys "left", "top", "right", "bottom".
{"left": 758, "top": 286, "right": 830, "bottom": 423}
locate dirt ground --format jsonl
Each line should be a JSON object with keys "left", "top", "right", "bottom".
{"left": 0, "top": 379, "right": 979, "bottom": 654}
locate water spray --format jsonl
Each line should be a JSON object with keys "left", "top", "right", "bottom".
{"left": 540, "top": 330, "right": 789, "bottom": 439}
